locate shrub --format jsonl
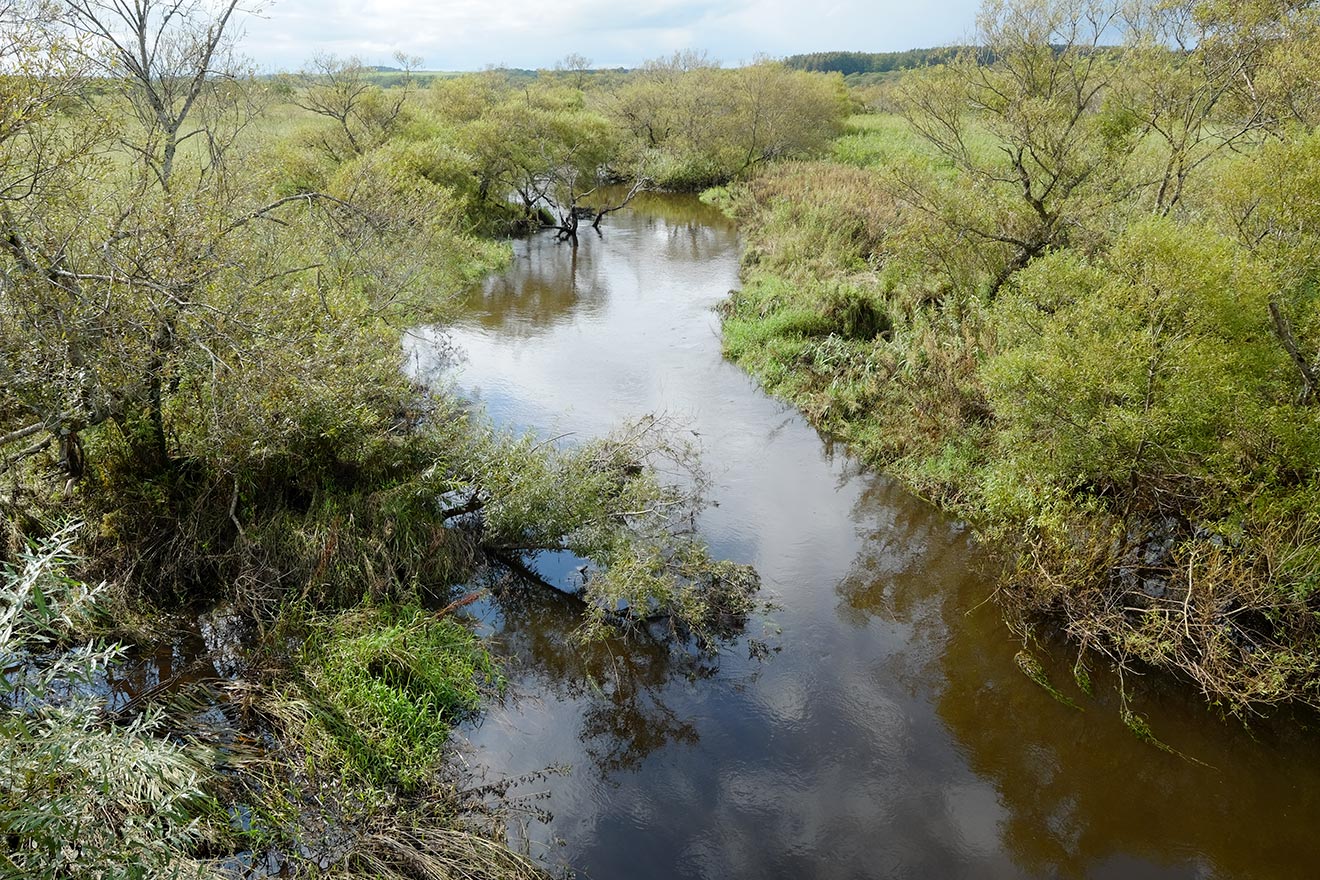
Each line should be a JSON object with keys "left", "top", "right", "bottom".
{"left": 0, "top": 527, "right": 219, "bottom": 880}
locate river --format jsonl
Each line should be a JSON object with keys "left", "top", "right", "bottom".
{"left": 402, "top": 192, "right": 1320, "bottom": 880}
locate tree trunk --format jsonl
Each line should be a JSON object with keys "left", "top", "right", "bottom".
{"left": 1270, "top": 299, "right": 1317, "bottom": 404}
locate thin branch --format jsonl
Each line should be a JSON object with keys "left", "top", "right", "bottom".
{"left": 0, "top": 422, "right": 44, "bottom": 448}
{"left": 221, "top": 192, "right": 365, "bottom": 235}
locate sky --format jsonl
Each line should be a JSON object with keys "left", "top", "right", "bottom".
{"left": 239, "top": 0, "right": 984, "bottom": 72}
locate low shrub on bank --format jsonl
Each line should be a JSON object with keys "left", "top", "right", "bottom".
{"left": 0, "top": 529, "right": 551, "bottom": 879}
{"left": 716, "top": 112, "right": 1320, "bottom": 713}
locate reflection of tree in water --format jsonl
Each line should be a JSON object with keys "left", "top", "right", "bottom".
{"left": 934, "top": 610, "right": 1320, "bottom": 880}
{"left": 657, "top": 220, "right": 731, "bottom": 265}
{"left": 472, "top": 565, "right": 723, "bottom": 778}
{"left": 455, "top": 192, "right": 738, "bottom": 343}
{"left": 832, "top": 470, "right": 1320, "bottom": 879}
{"left": 578, "top": 667, "right": 702, "bottom": 779}
{"left": 465, "top": 234, "right": 607, "bottom": 335}
{"left": 831, "top": 473, "right": 947, "bottom": 631}
{"left": 620, "top": 190, "right": 736, "bottom": 270}
{"left": 594, "top": 189, "right": 734, "bottom": 231}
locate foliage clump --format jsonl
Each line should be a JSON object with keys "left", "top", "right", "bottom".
{"left": 716, "top": 0, "right": 1320, "bottom": 714}
{"left": 282, "top": 605, "right": 497, "bottom": 790}
{"left": 0, "top": 528, "right": 219, "bottom": 880}
{"left": 0, "top": 527, "right": 550, "bottom": 879}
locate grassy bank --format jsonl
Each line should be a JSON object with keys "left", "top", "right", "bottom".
{"left": 714, "top": 109, "right": 1320, "bottom": 716}
{"left": 2, "top": 12, "right": 801, "bottom": 875}
{"left": 0, "top": 530, "right": 549, "bottom": 878}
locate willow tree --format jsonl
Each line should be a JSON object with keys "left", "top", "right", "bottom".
{"left": 289, "top": 51, "right": 422, "bottom": 161}
{"left": 608, "top": 57, "right": 848, "bottom": 188}
{"left": 59, "top": 0, "right": 256, "bottom": 188}
{"left": 450, "top": 85, "right": 645, "bottom": 243}
{"left": 0, "top": 0, "right": 497, "bottom": 589}
{"left": 1191, "top": 0, "right": 1320, "bottom": 130}
{"left": 0, "top": 0, "right": 101, "bottom": 480}
{"left": 894, "top": 0, "right": 1141, "bottom": 293}
{"left": 1114, "top": 0, "right": 1320, "bottom": 216}
{"left": 3, "top": 1, "right": 259, "bottom": 480}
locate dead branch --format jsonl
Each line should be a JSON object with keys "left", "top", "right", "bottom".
{"left": 592, "top": 177, "right": 651, "bottom": 232}
{"left": 1269, "top": 298, "right": 1317, "bottom": 403}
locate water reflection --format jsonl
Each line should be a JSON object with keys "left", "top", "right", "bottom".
{"left": 933, "top": 604, "right": 1320, "bottom": 880}
{"left": 589, "top": 189, "right": 735, "bottom": 232}
{"left": 463, "top": 235, "right": 606, "bottom": 337}
{"left": 100, "top": 626, "right": 211, "bottom": 711}
{"left": 471, "top": 564, "right": 716, "bottom": 779}
{"left": 411, "top": 194, "right": 1320, "bottom": 880}
{"left": 833, "top": 472, "right": 955, "bottom": 631}
{"left": 457, "top": 190, "right": 734, "bottom": 343}
{"left": 838, "top": 454, "right": 1320, "bottom": 880}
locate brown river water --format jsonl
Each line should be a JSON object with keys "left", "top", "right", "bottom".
{"left": 101, "top": 192, "right": 1318, "bottom": 879}
{"left": 399, "top": 191, "right": 1320, "bottom": 880}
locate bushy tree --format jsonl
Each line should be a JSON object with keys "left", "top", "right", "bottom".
{"left": 985, "top": 219, "right": 1304, "bottom": 511}
{"left": 288, "top": 51, "right": 422, "bottom": 161}
{"left": 894, "top": 0, "right": 1142, "bottom": 293}
{"left": 608, "top": 57, "right": 849, "bottom": 188}
{"left": 0, "top": 0, "right": 506, "bottom": 606}
{"left": 1214, "top": 130, "right": 1320, "bottom": 403}
{"left": 1191, "top": 0, "right": 1320, "bottom": 130}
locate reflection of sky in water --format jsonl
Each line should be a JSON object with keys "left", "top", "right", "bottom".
{"left": 405, "top": 194, "right": 1320, "bottom": 880}
{"left": 6, "top": 613, "right": 236, "bottom": 750}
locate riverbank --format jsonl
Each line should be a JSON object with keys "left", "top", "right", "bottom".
{"left": 711, "top": 113, "right": 1320, "bottom": 716}
{"left": 404, "top": 187, "right": 1320, "bottom": 880}
{"left": 0, "top": 49, "right": 773, "bottom": 875}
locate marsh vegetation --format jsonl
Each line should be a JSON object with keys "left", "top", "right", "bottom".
{"left": 716, "top": 0, "right": 1320, "bottom": 716}
{"left": 5, "top": 0, "right": 1320, "bottom": 875}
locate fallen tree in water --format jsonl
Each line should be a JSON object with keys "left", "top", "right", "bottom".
{"left": 0, "top": 2, "right": 769, "bottom": 877}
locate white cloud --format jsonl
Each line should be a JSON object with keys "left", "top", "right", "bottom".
{"left": 238, "top": 0, "right": 981, "bottom": 71}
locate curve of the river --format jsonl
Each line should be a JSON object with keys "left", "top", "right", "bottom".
{"left": 404, "top": 192, "right": 1320, "bottom": 880}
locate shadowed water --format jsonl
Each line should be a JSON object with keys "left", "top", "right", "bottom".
{"left": 404, "top": 192, "right": 1320, "bottom": 880}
